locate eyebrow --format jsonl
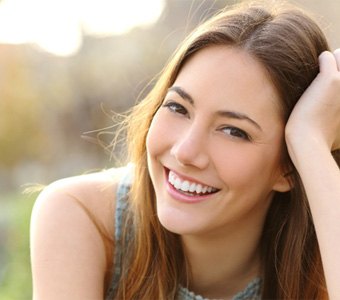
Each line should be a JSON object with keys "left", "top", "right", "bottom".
{"left": 216, "top": 111, "right": 262, "bottom": 131}
{"left": 167, "top": 85, "right": 263, "bottom": 131}
{"left": 168, "top": 86, "right": 194, "bottom": 104}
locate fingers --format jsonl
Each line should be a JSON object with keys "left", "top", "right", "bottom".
{"left": 334, "top": 48, "right": 340, "bottom": 71}
{"left": 318, "top": 51, "right": 339, "bottom": 74}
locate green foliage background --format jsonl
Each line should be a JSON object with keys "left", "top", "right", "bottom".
{"left": 0, "top": 193, "right": 35, "bottom": 300}
{"left": 0, "top": 0, "right": 338, "bottom": 298}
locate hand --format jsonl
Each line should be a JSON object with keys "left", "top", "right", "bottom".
{"left": 285, "top": 49, "right": 340, "bottom": 156}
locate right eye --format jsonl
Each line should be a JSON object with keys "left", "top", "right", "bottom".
{"left": 162, "top": 101, "right": 188, "bottom": 115}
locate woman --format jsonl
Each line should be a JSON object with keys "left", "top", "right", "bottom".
{"left": 30, "top": 1, "right": 340, "bottom": 299}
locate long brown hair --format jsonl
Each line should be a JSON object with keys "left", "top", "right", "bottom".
{"left": 112, "top": 1, "right": 339, "bottom": 299}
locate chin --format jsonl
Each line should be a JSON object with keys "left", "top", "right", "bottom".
{"left": 156, "top": 205, "right": 206, "bottom": 236}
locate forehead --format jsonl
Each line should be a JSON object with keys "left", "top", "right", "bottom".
{"left": 173, "top": 45, "right": 283, "bottom": 120}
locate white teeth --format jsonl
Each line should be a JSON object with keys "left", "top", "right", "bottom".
{"left": 189, "top": 183, "right": 196, "bottom": 192}
{"left": 174, "top": 178, "right": 181, "bottom": 189}
{"left": 168, "top": 170, "right": 217, "bottom": 195}
{"left": 169, "top": 173, "right": 175, "bottom": 185}
{"left": 181, "top": 181, "right": 190, "bottom": 192}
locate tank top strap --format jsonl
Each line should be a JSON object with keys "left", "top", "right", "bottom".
{"left": 105, "top": 165, "right": 133, "bottom": 299}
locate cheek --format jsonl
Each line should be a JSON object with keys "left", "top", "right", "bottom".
{"left": 213, "top": 144, "right": 282, "bottom": 188}
{"left": 146, "top": 111, "right": 171, "bottom": 157}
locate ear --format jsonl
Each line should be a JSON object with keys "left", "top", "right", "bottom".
{"left": 272, "top": 170, "right": 293, "bottom": 193}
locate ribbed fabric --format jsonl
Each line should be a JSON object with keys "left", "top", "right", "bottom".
{"left": 177, "top": 278, "right": 261, "bottom": 300}
{"left": 105, "top": 167, "right": 132, "bottom": 299}
{"left": 105, "top": 166, "right": 262, "bottom": 299}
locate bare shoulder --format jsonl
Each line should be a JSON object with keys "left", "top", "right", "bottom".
{"left": 32, "top": 166, "right": 127, "bottom": 242}
{"left": 30, "top": 166, "right": 128, "bottom": 300}
{"left": 33, "top": 167, "right": 127, "bottom": 230}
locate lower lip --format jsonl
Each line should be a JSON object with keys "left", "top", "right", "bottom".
{"left": 165, "top": 171, "right": 216, "bottom": 204}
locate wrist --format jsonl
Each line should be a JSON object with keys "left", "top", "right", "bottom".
{"left": 285, "top": 130, "right": 330, "bottom": 168}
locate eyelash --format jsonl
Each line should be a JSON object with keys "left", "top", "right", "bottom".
{"left": 162, "top": 101, "right": 188, "bottom": 115}
{"left": 219, "top": 126, "right": 251, "bottom": 141}
{"left": 162, "top": 100, "right": 251, "bottom": 141}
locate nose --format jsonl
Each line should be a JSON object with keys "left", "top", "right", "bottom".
{"left": 170, "top": 123, "right": 209, "bottom": 169}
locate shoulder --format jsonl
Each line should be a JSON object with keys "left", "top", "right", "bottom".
{"left": 32, "top": 166, "right": 128, "bottom": 237}
{"left": 30, "top": 166, "right": 129, "bottom": 299}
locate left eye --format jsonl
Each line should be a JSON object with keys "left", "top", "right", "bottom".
{"left": 162, "top": 101, "right": 188, "bottom": 115}
{"left": 221, "top": 127, "right": 250, "bottom": 140}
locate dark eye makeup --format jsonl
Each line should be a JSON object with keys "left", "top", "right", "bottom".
{"left": 162, "top": 100, "right": 188, "bottom": 115}
{"left": 162, "top": 100, "right": 252, "bottom": 141}
{"left": 220, "top": 126, "right": 251, "bottom": 141}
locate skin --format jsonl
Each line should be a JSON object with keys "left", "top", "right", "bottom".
{"left": 285, "top": 49, "right": 340, "bottom": 300}
{"left": 30, "top": 46, "right": 340, "bottom": 299}
{"left": 147, "top": 46, "right": 290, "bottom": 234}
{"left": 30, "top": 168, "right": 123, "bottom": 299}
{"left": 146, "top": 46, "right": 290, "bottom": 298}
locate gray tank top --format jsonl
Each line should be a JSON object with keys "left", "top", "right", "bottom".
{"left": 105, "top": 166, "right": 262, "bottom": 299}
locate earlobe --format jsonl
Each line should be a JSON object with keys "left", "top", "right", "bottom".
{"left": 273, "top": 171, "right": 293, "bottom": 193}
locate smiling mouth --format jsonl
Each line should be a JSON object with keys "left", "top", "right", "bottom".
{"left": 167, "top": 169, "right": 219, "bottom": 196}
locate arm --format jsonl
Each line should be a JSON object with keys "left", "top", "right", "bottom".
{"left": 285, "top": 50, "right": 340, "bottom": 299}
{"left": 30, "top": 169, "right": 120, "bottom": 300}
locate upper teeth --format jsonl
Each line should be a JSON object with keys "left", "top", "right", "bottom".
{"left": 168, "top": 170, "right": 218, "bottom": 194}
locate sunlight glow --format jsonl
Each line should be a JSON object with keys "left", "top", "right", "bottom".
{"left": 0, "top": 0, "right": 165, "bottom": 56}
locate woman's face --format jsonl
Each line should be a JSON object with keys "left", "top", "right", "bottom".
{"left": 146, "top": 46, "right": 290, "bottom": 237}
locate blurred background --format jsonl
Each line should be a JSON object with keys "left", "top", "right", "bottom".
{"left": 0, "top": 0, "right": 339, "bottom": 298}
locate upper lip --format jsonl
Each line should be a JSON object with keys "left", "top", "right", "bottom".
{"left": 164, "top": 167, "right": 220, "bottom": 190}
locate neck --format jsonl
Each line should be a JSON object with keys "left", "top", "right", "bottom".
{"left": 181, "top": 221, "right": 264, "bottom": 299}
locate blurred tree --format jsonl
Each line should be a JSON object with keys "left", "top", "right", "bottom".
{"left": 0, "top": 0, "right": 229, "bottom": 189}
{"left": 0, "top": 46, "right": 47, "bottom": 168}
